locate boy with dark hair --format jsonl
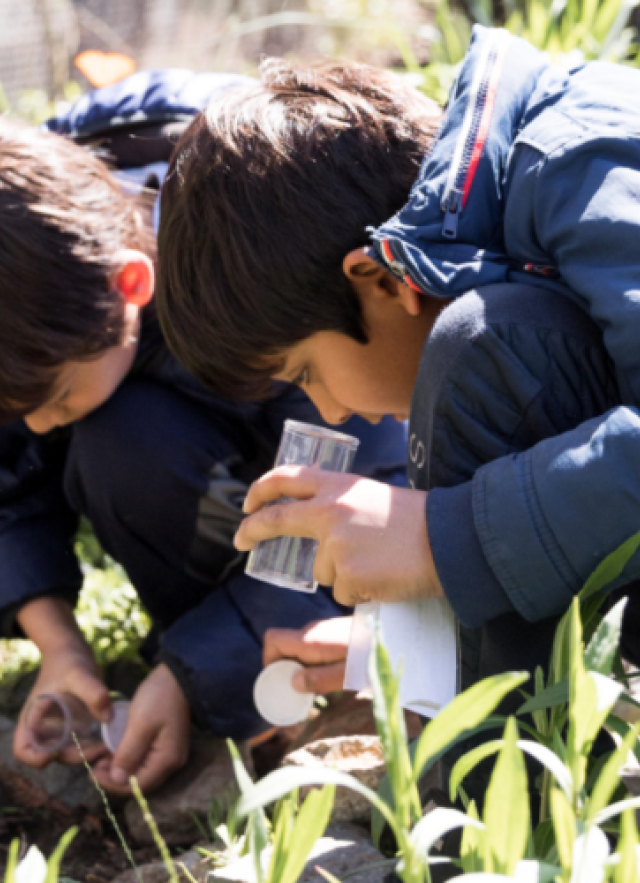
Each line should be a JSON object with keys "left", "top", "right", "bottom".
{"left": 0, "top": 70, "right": 408, "bottom": 795}
{"left": 157, "top": 29, "right": 640, "bottom": 691}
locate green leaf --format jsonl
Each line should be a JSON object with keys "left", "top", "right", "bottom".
{"left": 588, "top": 724, "right": 640, "bottom": 823}
{"left": 584, "top": 597, "right": 627, "bottom": 676}
{"left": 532, "top": 820, "right": 555, "bottom": 861}
{"left": 413, "top": 672, "right": 529, "bottom": 783}
{"left": 4, "top": 839, "right": 20, "bottom": 883}
{"left": 517, "top": 681, "right": 569, "bottom": 716}
{"left": 607, "top": 714, "right": 640, "bottom": 766}
{"left": 484, "top": 719, "right": 529, "bottom": 875}
{"left": 613, "top": 807, "right": 640, "bottom": 883}
{"left": 579, "top": 529, "right": 640, "bottom": 602}
{"left": 228, "top": 741, "right": 268, "bottom": 883}
{"left": 237, "top": 766, "right": 396, "bottom": 833}
{"left": 44, "top": 828, "right": 78, "bottom": 883}
{"left": 516, "top": 741, "right": 573, "bottom": 801}
{"left": 549, "top": 785, "right": 575, "bottom": 870}
{"left": 449, "top": 740, "right": 504, "bottom": 802}
{"left": 595, "top": 795, "right": 640, "bottom": 826}
{"left": 368, "top": 624, "right": 420, "bottom": 831}
{"left": 410, "top": 806, "right": 484, "bottom": 857}
{"left": 279, "top": 787, "right": 335, "bottom": 883}
{"left": 461, "top": 800, "right": 484, "bottom": 874}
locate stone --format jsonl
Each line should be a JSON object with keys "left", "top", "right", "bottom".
{"left": 211, "top": 822, "right": 390, "bottom": 883}
{"left": 125, "top": 734, "right": 253, "bottom": 846}
{"left": 288, "top": 693, "right": 423, "bottom": 752}
{"left": 0, "top": 714, "right": 103, "bottom": 812}
{"left": 111, "top": 845, "right": 221, "bottom": 883}
{"left": 282, "top": 735, "right": 386, "bottom": 824}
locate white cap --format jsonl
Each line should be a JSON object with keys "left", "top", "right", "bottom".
{"left": 101, "top": 700, "right": 131, "bottom": 753}
{"left": 254, "top": 660, "right": 315, "bottom": 727}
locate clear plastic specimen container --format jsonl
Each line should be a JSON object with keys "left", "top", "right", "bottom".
{"left": 25, "top": 692, "right": 130, "bottom": 754}
{"left": 246, "top": 420, "right": 359, "bottom": 591}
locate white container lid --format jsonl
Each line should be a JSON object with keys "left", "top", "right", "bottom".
{"left": 101, "top": 700, "right": 131, "bottom": 753}
{"left": 254, "top": 660, "right": 315, "bottom": 727}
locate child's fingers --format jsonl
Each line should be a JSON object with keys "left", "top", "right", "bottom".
{"left": 292, "top": 662, "right": 346, "bottom": 695}
{"left": 109, "top": 714, "right": 158, "bottom": 786}
{"left": 13, "top": 723, "right": 51, "bottom": 769}
{"left": 234, "top": 499, "right": 322, "bottom": 550}
{"left": 263, "top": 619, "right": 350, "bottom": 668}
{"left": 67, "top": 668, "right": 112, "bottom": 724}
{"left": 242, "top": 465, "right": 325, "bottom": 514}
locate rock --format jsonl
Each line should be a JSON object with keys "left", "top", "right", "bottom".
{"left": 282, "top": 735, "right": 386, "bottom": 824}
{"left": 125, "top": 734, "right": 253, "bottom": 846}
{"left": 0, "top": 714, "right": 102, "bottom": 812}
{"left": 211, "top": 822, "right": 390, "bottom": 882}
{"left": 111, "top": 844, "right": 220, "bottom": 883}
{"left": 288, "top": 693, "right": 423, "bottom": 752}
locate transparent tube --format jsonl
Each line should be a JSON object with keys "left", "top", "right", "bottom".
{"left": 25, "top": 692, "right": 130, "bottom": 754}
{"left": 246, "top": 420, "right": 359, "bottom": 591}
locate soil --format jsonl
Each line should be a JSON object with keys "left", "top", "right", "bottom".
{"left": 0, "top": 801, "right": 168, "bottom": 883}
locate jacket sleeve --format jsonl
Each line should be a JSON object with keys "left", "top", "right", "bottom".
{"left": 532, "top": 138, "right": 640, "bottom": 405}
{"left": 466, "top": 406, "right": 640, "bottom": 623}
{"left": 0, "top": 423, "right": 82, "bottom": 636}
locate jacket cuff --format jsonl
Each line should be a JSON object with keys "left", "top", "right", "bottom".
{"left": 428, "top": 483, "right": 514, "bottom": 627}
{"left": 472, "top": 447, "right": 577, "bottom": 622}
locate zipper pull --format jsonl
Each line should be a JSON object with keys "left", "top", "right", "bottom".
{"left": 442, "top": 189, "right": 463, "bottom": 240}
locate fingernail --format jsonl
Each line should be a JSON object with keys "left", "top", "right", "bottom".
{"left": 110, "top": 767, "right": 128, "bottom": 785}
{"left": 292, "top": 672, "right": 307, "bottom": 692}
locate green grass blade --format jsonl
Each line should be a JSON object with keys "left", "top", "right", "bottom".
{"left": 44, "top": 828, "right": 78, "bottom": 883}
{"left": 280, "top": 787, "right": 335, "bottom": 883}
{"left": 613, "top": 807, "right": 640, "bottom": 883}
{"left": 484, "top": 719, "right": 529, "bottom": 875}
{"left": 449, "top": 740, "right": 504, "bottom": 802}
{"left": 588, "top": 724, "right": 640, "bottom": 822}
{"left": 584, "top": 597, "right": 627, "bottom": 676}
{"left": 413, "top": 672, "right": 529, "bottom": 783}
{"left": 579, "top": 529, "right": 640, "bottom": 602}
{"left": 517, "top": 681, "right": 569, "bottom": 716}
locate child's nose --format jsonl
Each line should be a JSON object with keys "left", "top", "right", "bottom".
{"left": 310, "top": 391, "right": 351, "bottom": 426}
{"left": 24, "top": 411, "right": 58, "bottom": 435}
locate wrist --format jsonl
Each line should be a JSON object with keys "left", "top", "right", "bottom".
{"left": 18, "top": 597, "right": 91, "bottom": 658}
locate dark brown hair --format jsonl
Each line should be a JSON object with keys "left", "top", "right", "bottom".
{"left": 157, "top": 58, "right": 441, "bottom": 399}
{"left": 0, "top": 118, "right": 153, "bottom": 422}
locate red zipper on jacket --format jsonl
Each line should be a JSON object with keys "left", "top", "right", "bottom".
{"left": 441, "top": 29, "right": 511, "bottom": 239}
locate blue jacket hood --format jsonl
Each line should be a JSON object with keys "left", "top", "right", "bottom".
{"left": 44, "top": 69, "right": 252, "bottom": 139}
{"left": 370, "top": 26, "right": 567, "bottom": 297}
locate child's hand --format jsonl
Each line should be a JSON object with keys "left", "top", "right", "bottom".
{"left": 14, "top": 647, "right": 111, "bottom": 768}
{"left": 235, "top": 466, "right": 443, "bottom": 608}
{"left": 92, "top": 663, "right": 190, "bottom": 796}
{"left": 264, "top": 617, "right": 352, "bottom": 694}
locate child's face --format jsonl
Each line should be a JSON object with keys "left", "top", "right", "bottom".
{"left": 23, "top": 251, "right": 153, "bottom": 435}
{"left": 273, "top": 250, "right": 448, "bottom": 425}
{"left": 24, "top": 321, "right": 139, "bottom": 435}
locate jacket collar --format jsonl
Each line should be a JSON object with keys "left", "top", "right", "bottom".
{"left": 369, "top": 26, "right": 554, "bottom": 298}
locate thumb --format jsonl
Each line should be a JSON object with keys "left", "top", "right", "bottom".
{"left": 109, "top": 712, "right": 157, "bottom": 786}
{"left": 69, "top": 669, "right": 112, "bottom": 723}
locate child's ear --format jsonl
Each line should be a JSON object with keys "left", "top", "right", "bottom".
{"left": 342, "top": 247, "right": 422, "bottom": 317}
{"left": 113, "top": 250, "right": 155, "bottom": 308}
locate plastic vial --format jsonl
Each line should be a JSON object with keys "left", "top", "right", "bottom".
{"left": 246, "top": 420, "right": 359, "bottom": 591}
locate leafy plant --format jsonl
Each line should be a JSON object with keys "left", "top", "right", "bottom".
{"left": 4, "top": 829, "right": 77, "bottom": 883}
{"left": 230, "top": 530, "right": 640, "bottom": 881}
{"left": 398, "top": 0, "right": 640, "bottom": 103}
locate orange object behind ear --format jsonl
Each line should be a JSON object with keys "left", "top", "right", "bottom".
{"left": 115, "top": 262, "right": 153, "bottom": 308}
{"left": 75, "top": 51, "right": 136, "bottom": 88}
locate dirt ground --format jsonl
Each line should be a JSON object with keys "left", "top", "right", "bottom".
{"left": 0, "top": 800, "right": 166, "bottom": 882}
